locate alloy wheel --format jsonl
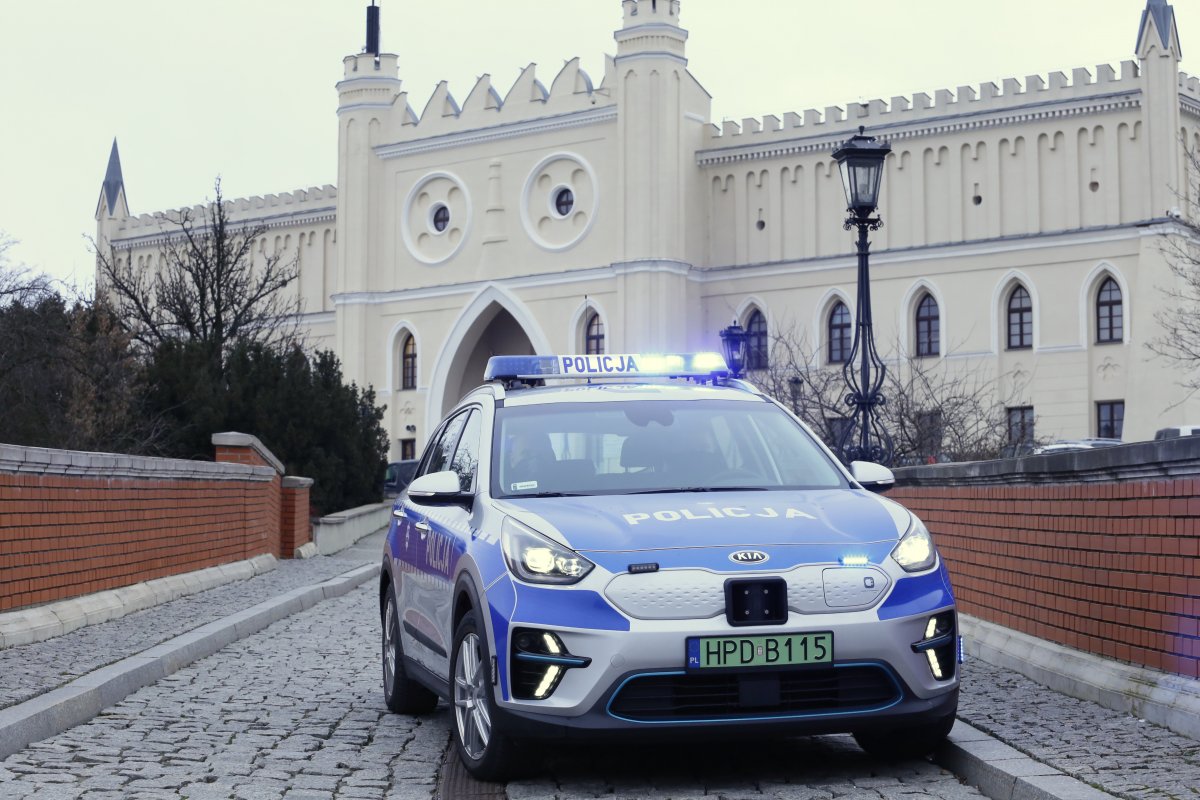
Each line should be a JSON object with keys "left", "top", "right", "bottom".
{"left": 453, "top": 632, "right": 492, "bottom": 759}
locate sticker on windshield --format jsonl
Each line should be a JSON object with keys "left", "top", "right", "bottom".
{"left": 512, "top": 481, "right": 539, "bottom": 491}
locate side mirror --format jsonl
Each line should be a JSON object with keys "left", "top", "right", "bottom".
{"left": 407, "top": 470, "right": 468, "bottom": 505}
{"left": 850, "top": 461, "right": 895, "bottom": 494}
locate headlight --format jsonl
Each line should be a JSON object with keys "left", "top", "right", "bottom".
{"left": 890, "top": 515, "right": 937, "bottom": 573}
{"left": 501, "top": 518, "right": 594, "bottom": 585}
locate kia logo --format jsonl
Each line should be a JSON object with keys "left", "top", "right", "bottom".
{"left": 729, "top": 550, "right": 769, "bottom": 565}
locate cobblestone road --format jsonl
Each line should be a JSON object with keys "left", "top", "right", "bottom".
{"left": 0, "top": 584, "right": 984, "bottom": 800}
{"left": 958, "top": 659, "right": 1200, "bottom": 800}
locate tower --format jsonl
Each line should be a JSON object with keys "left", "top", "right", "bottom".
{"left": 95, "top": 139, "right": 129, "bottom": 243}
{"left": 1136, "top": 0, "right": 1184, "bottom": 218}
{"left": 335, "top": 2, "right": 401, "bottom": 382}
{"left": 613, "top": 0, "right": 711, "bottom": 351}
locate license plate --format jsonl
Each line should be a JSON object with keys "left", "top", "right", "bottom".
{"left": 686, "top": 632, "right": 833, "bottom": 669}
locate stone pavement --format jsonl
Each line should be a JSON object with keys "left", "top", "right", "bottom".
{"left": 0, "top": 535, "right": 382, "bottom": 712}
{"left": 958, "top": 659, "right": 1200, "bottom": 800}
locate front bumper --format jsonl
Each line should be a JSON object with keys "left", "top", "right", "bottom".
{"left": 493, "top": 599, "right": 959, "bottom": 736}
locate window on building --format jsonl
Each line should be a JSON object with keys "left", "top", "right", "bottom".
{"left": 1097, "top": 401, "right": 1125, "bottom": 440}
{"left": 400, "top": 438, "right": 416, "bottom": 461}
{"left": 747, "top": 310, "right": 768, "bottom": 370}
{"left": 1007, "top": 406, "right": 1035, "bottom": 444}
{"left": 1097, "top": 278, "right": 1123, "bottom": 344}
{"left": 1007, "top": 286, "right": 1033, "bottom": 350}
{"left": 585, "top": 312, "right": 605, "bottom": 355}
{"left": 401, "top": 334, "right": 417, "bottom": 390}
{"left": 432, "top": 204, "right": 450, "bottom": 233}
{"left": 915, "top": 293, "right": 940, "bottom": 358}
{"left": 828, "top": 302, "right": 852, "bottom": 364}
{"left": 555, "top": 188, "right": 575, "bottom": 217}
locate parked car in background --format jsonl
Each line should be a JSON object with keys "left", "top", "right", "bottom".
{"left": 1033, "top": 438, "right": 1122, "bottom": 455}
{"left": 1154, "top": 426, "right": 1200, "bottom": 440}
{"left": 383, "top": 460, "right": 419, "bottom": 499}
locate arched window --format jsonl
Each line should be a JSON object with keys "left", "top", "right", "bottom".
{"left": 746, "top": 310, "right": 768, "bottom": 370}
{"left": 828, "top": 302, "right": 852, "bottom": 364}
{"left": 915, "top": 293, "right": 940, "bottom": 358}
{"left": 1096, "top": 277, "right": 1123, "bottom": 344}
{"left": 401, "top": 334, "right": 417, "bottom": 390}
{"left": 1007, "top": 286, "right": 1033, "bottom": 350}
{"left": 585, "top": 312, "right": 605, "bottom": 355}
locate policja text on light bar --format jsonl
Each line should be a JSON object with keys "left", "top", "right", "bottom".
{"left": 483, "top": 353, "right": 729, "bottom": 382}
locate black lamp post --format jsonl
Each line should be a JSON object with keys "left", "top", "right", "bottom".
{"left": 832, "top": 126, "right": 893, "bottom": 466}
{"left": 719, "top": 320, "right": 749, "bottom": 378}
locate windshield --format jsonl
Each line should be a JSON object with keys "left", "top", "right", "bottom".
{"left": 492, "top": 399, "right": 847, "bottom": 498}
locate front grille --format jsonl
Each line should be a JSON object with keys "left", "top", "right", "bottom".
{"left": 608, "top": 665, "right": 900, "bottom": 722}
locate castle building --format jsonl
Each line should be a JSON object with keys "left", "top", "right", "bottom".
{"left": 96, "top": 0, "right": 1200, "bottom": 458}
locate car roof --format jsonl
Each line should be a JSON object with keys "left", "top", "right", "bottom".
{"left": 493, "top": 381, "right": 768, "bottom": 408}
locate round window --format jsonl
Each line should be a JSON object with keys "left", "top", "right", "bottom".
{"left": 431, "top": 204, "right": 450, "bottom": 233}
{"left": 554, "top": 188, "right": 575, "bottom": 218}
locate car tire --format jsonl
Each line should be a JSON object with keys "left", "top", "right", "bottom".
{"left": 450, "top": 610, "right": 522, "bottom": 781}
{"left": 382, "top": 590, "right": 438, "bottom": 715}
{"left": 853, "top": 713, "right": 956, "bottom": 760}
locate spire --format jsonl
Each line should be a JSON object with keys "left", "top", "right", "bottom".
{"left": 98, "top": 139, "right": 127, "bottom": 218}
{"left": 1137, "top": 0, "right": 1181, "bottom": 58}
{"left": 365, "top": 1, "right": 381, "bottom": 56}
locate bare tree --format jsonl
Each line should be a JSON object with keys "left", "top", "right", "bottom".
{"left": 1148, "top": 146, "right": 1200, "bottom": 392}
{"left": 0, "top": 233, "right": 53, "bottom": 308}
{"left": 94, "top": 178, "right": 302, "bottom": 366}
{"left": 750, "top": 320, "right": 1028, "bottom": 464}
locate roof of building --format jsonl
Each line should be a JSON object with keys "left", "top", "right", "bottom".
{"left": 1138, "top": 0, "right": 1181, "bottom": 56}
{"left": 101, "top": 139, "right": 125, "bottom": 215}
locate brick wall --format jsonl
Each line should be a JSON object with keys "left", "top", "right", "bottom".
{"left": 892, "top": 439, "right": 1200, "bottom": 680}
{"left": 0, "top": 433, "right": 312, "bottom": 613}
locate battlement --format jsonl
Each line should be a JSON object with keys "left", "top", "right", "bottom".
{"left": 355, "top": 55, "right": 617, "bottom": 145}
{"left": 120, "top": 185, "right": 337, "bottom": 233}
{"left": 1182, "top": 71, "right": 1200, "bottom": 99}
{"left": 707, "top": 60, "right": 1142, "bottom": 146}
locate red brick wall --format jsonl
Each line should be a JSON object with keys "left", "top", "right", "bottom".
{"left": 891, "top": 478, "right": 1200, "bottom": 680}
{"left": 279, "top": 483, "right": 313, "bottom": 558}
{"left": 0, "top": 435, "right": 312, "bottom": 613}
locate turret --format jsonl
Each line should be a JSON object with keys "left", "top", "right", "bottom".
{"left": 335, "top": 4, "right": 402, "bottom": 382}
{"left": 1136, "top": 0, "right": 1184, "bottom": 217}
{"left": 94, "top": 139, "right": 129, "bottom": 291}
{"left": 613, "top": 0, "right": 710, "bottom": 351}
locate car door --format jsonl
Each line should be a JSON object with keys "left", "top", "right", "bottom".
{"left": 399, "top": 410, "right": 470, "bottom": 675}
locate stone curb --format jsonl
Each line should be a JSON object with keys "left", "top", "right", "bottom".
{"left": 936, "top": 721, "right": 1117, "bottom": 800}
{"left": 0, "top": 562, "right": 377, "bottom": 761}
{"left": 0, "top": 554, "right": 278, "bottom": 650}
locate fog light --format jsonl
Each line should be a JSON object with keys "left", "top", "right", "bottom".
{"left": 510, "top": 628, "right": 591, "bottom": 700}
{"left": 912, "top": 611, "right": 956, "bottom": 681}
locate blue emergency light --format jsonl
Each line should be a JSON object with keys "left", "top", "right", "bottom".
{"left": 483, "top": 353, "right": 729, "bottom": 382}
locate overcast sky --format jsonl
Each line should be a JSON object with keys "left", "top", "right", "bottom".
{"left": 0, "top": 0, "right": 1193, "bottom": 293}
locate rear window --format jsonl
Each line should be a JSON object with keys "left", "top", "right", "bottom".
{"left": 491, "top": 399, "right": 846, "bottom": 498}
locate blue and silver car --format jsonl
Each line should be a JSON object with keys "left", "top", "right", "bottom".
{"left": 379, "top": 354, "right": 960, "bottom": 779}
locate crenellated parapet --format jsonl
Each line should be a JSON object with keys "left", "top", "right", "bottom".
{"left": 704, "top": 61, "right": 1143, "bottom": 154}
{"left": 116, "top": 185, "right": 338, "bottom": 237}
{"left": 348, "top": 55, "right": 617, "bottom": 148}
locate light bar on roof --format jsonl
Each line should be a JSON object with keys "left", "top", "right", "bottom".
{"left": 483, "top": 353, "right": 730, "bottom": 382}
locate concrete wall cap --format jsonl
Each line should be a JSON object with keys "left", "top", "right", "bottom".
{"left": 211, "top": 432, "right": 286, "bottom": 474}
{"left": 317, "top": 501, "right": 389, "bottom": 525}
{"left": 0, "top": 441, "right": 275, "bottom": 482}
{"left": 281, "top": 475, "right": 315, "bottom": 489}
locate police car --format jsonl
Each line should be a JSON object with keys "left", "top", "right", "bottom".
{"left": 379, "top": 353, "right": 960, "bottom": 779}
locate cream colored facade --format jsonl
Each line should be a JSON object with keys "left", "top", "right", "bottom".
{"left": 97, "top": 0, "right": 1200, "bottom": 457}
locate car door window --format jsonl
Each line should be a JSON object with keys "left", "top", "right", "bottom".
{"left": 422, "top": 412, "right": 469, "bottom": 477}
{"left": 450, "top": 410, "right": 482, "bottom": 493}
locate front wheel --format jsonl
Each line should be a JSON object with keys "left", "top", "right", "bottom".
{"left": 853, "top": 713, "right": 956, "bottom": 760}
{"left": 450, "top": 610, "right": 522, "bottom": 781}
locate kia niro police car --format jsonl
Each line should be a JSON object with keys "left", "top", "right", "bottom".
{"left": 379, "top": 353, "right": 960, "bottom": 779}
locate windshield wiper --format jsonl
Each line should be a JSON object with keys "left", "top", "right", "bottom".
{"left": 627, "top": 486, "right": 769, "bottom": 495}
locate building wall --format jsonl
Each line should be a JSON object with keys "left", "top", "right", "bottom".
{"left": 96, "top": 0, "right": 1200, "bottom": 457}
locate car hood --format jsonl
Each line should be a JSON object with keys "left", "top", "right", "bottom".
{"left": 496, "top": 489, "right": 909, "bottom": 556}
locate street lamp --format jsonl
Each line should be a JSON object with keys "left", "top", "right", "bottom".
{"left": 832, "top": 126, "right": 894, "bottom": 466}
{"left": 719, "top": 320, "right": 749, "bottom": 378}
